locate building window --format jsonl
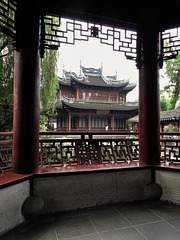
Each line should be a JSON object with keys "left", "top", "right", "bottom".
{"left": 89, "top": 92, "right": 108, "bottom": 101}
{"left": 88, "top": 92, "right": 92, "bottom": 99}
{"left": 102, "top": 118, "right": 105, "bottom": 128}
{"left": 62, "top": 91, "right": 74, "bottom": 99}
{"left": 79, "top": 92, "right": 82, "bottom": 99}
{"left": 91, "top": 116, "right": 108, "bottom": 129}
{"left": 79, "top": 117, "right": 86, "bottom": 128}
{"left": 79, "top": 92, "right": 86, "bottom": 100}
{"left": 119, "top": 96, "right": 125, "bottom": 104}
{"left": 91, "top": 117, "right": 95, "bottom": 128}
{"left": 115, "top": 118, "right": 125, "bottom": 129}
{"left": 111, "top": 93, "right": 117, "bottom": 102}
{"left": 95, "top": 118, "right": 98, "bottom": 127}
{"left": 62, "top": 116, "right": 67, "bottom": 128}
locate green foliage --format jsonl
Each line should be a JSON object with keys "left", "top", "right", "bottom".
{"left": 0, "top": 11, "right": 60, "bottom": 131}
{"left": 40, "top": 49, "right": 59, "bottom": 128}
{"left": 0, "top": 33, "right": 14, "bottom": 131}
{"left": 164, "top": 52, "right": 180, "bottom": 109}
{"left": 160, "top": 95, "right": 173, "bottom": 111}
{"left": 160, "top": 95, "right": 167, "bottom": 111}
{"left": 40, "top": 16, "right": 60, "bottom": 129}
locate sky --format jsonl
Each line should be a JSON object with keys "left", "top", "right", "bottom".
{"left": 57, "top": 19, "right": 170, "bottom": 102}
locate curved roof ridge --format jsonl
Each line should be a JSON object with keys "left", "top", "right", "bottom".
{"left": 58, "top": 66, "right": 135, "bottom": 90}
{"left": 61, "top": 99, "right": 138, "bottom": 111}
{"left": 81, "top": 66, "right": 102, "bottom": 76}
{"left": 123, "top": 82, "right": 137, "bottom": 91}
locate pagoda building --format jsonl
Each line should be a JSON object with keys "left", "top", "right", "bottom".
{"left": 56, "top": 66, "right": 138, "bottom": 130}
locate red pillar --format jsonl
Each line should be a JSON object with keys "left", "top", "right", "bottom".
{"left": 13, "top": 4, "right": 40, "bottom": 174}
{"left": 68, "top": 113, "right": 71, "bottom": 130}
{"left": 139, "top": 27, "right": 160, "bottom": 166}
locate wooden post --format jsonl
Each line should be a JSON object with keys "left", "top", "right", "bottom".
{"left": 68, "top": 113, "right": 71, "bottom": 130}
{"left": 139, "top": 27, "right": 160, "bottom": 166}
{"left": 13, "top": 3, "right": 40, "bottom": 174}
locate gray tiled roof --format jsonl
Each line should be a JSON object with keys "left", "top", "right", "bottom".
{"left": 61, "top": 101, "right": 138, "bottom": 111}
{"left": 71, "top": 74, "right": 130, "bottom": 88}
{"left": 129, "top": 108, "right": 180, "bottom": 123}
{"left": 160, "top": 108, "right": 180, "bottom": 121}
{"left": 58, "top": 67, "right": 136, "bottom": 91}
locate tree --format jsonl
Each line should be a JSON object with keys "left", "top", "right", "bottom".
{"left": 160, "top": 95, "right": 172, "bottom": 111}
{"left": 0, "top": 32, "right": 59, "bottom": 131}
{"left": 40, "top": 16, "right": 60, "bottom": 129}
{"left": 0, "top": 11, "right": 60, "bottom": 131}
{"left": 0, "top": 33, "right": 14, "bottom": 131}
{"left": 40, "top": 49, "right": 59, "bottom": 129}
{"left": 164, "top": 52, "right": 180, "bottom": 109}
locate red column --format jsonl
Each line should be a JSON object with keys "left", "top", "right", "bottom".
{"left": 12, "top": 4, "right": 40, "bottom": 174}
{"left": 68, "top": 113, "right": 71, "bottom": 130}
{"left": 139, "top": 27, "right": 160, "bottom": 166}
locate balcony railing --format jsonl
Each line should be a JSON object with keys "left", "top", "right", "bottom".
{"left": 0, "top": 132, "right": 13, "bottom": 172}
{"left": 160, "top": 132, "right": 180, "bottom": 164}
{"left": 0, "top": 131, "right": 180, "bottom": 172}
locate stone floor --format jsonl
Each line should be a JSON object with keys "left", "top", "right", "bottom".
{"left": 2, "top": 201, "right": 180, "bottom": 240}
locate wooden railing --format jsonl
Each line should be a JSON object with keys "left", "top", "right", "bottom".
{"left": 39, "top": 138, "right": 139, "bottom": 166}
{"left": 0, "top": 132, "right": 13, "bottom": 172}
{"left": 0, "top": 131, "right": 180, "bottom": 172}
{"left": 160, "top": 132, "right": 180, "bottom": 164}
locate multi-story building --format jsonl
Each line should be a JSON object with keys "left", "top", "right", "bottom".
{"left": 56, "top": 66, "right": 138, "bottom": 130}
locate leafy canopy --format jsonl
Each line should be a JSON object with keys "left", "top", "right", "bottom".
{"left": 40, "top": 16, "right": 60, "bottom": 129}
{"left": 163, "top": 52, "right": 180, "bottom": 109}
{"left": 0, "top": 32, "right": 14, "bottom": 131}
{"left": 40, "top": 49, "right": 59, "bottom": 129}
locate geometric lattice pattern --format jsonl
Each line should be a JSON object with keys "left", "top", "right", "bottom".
{"left": 99, "top": 139, "right": 139, "bottom": 163}
{"left": 0, "top": 139, "right": 12, "bottom": 172}
{"left": 1, "top": 135, "right": 180, "bottom": 171}
{"left": 39, "top": 139, "right": 78, "bottom": 166}
{"left": 39, "top": 138, "right": 139, "bottom": 166}
{"left": 40, "top": 16, "right": 137, "bottom": 60}
{"left": 77, "top": 140, "right": 101, "bottom": 164}
{"left": 161, "top": 28, "right": 180, "bottom": 60}
{"left": 0, "top": 0, "right": 16, "bottom": 39}
{"left": 160, "top": 139, "right": 180, "bottom": 163}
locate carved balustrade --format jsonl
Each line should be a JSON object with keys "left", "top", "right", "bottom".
{"left": 160, "top": 133, "right": 180, "bottom": 164}
{"left": 0, "top": 132, "right": 13, "bottom": 172}
{"left": 39, "top": 137, "right": 139, "bottom": 166}
{"left": 1, "top": 131, "right": 180, "bottom": 172}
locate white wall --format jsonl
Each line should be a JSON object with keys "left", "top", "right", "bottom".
{"left": 156, "top": 169, "right": 180, "bottom": 205}
{"left": 0, "top": 180, "right": 30, "bottom": 236}
{"left": 34, "top": 169, "right": 151, "bottom": 214}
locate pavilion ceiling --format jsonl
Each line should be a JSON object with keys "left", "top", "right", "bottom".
{"left": 41, "top": 0, "right": 180, "bottom": 31}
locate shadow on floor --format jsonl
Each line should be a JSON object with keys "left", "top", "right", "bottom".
{"left": 2, "top": 201, "right": 180, "bottom": 240}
